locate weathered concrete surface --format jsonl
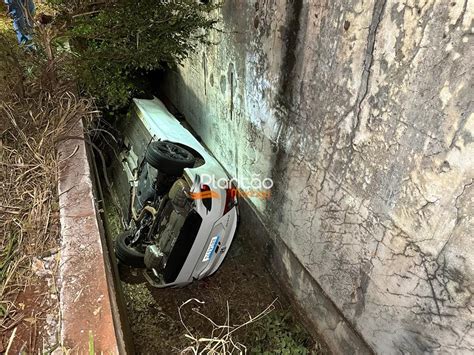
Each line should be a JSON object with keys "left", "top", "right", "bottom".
{"left": 164, "top": 0, "right": 473, "bottom": 353}
{"left": 237, "top": 196, "right": 370, "bottom": 353}
{"left": 57, "top": 120, "right": 119, "bottom": 353}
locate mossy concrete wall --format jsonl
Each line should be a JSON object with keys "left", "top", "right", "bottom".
{"left": 164, "top": 0, "right": 474, "bottom": 353}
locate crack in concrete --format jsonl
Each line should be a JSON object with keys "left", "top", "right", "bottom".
{"left": 351, "top": 0, "right": 388, "bottom": 144}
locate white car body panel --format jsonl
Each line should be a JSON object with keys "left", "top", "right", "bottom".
{"left": 134, "top": 98, "right": 229, "bottom": 183}
{"left": 124, "top": 97, "right": 238, "bottom": 287}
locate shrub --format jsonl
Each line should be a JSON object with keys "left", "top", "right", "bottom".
{"left": 53, "top": 0, "right": 220, "bottom": 108}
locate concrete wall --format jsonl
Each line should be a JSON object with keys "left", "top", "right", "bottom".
{"left": 163, "top": 0, "right": 474, "bottom": 353}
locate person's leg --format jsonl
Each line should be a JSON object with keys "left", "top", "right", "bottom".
{"left": 12, "top": 20, "right": 24, "bottom": 44}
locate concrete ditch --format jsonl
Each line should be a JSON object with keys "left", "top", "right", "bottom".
{"left": 57, "top": 119, "right": 126, "bottom": 353}
{"left": 86, "top": 98, "right": 326, "bottom": 353}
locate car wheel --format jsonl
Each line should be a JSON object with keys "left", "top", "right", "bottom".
{"left": 146, "top": 141, "right": 196, "bottom": 176}
{"left": 115, "top": 230, "right": 145, "bottom": 268}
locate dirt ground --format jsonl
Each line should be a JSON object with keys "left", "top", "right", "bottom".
{"left": 102, "top": 187, "right": 327, "bottom": 354}
{"left": 119, "top": 233, "right": 327, "bottom": 354}
{"left": 0, "top": 257, "right": 60, "bottom": 354}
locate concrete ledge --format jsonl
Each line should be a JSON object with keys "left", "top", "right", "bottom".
{"left": 237, "top": 197, "right": 373, "bottom": 355}
{"left": 57, "top": 120, "right": 119, "bottom": 353}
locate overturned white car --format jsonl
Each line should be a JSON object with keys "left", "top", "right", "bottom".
{"left": 115, "top": 98, "right": 238, "bottom": 287}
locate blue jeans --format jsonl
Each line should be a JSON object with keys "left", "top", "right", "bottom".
{"left": 4, "top": 0, "right": 36, "bottom": 44}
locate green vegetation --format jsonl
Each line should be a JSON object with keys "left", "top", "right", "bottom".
{"left": 0, "top": 10, "right": 64, "bottom": 97}
{"left": 88, "top": 331, "right": 95, "bottom": 355}
{"left": 249, "top": 311, "right": 316, "bottom": 354}
{"left": 50, "top": 0, "right": 220, "bottom": 108}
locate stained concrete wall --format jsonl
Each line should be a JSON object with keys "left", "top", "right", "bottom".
{"left": 163, "top": 0, "right": 474, "bottom": 353}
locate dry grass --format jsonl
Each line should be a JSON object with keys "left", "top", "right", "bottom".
{"left": 0, "top": 90, "right": 97, "bottom": 351}
{"left": 0, "top": 13, "right": 97, "bottom": 352}
{"left": 179, "top": 298, "right": 277, "bottom": 354}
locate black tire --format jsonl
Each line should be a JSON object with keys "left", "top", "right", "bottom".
{"left": 115, "top": 230, "right": 145, "bottom": 268}
{"left": 146, "top": 141, "right": 195, "bottom": 176}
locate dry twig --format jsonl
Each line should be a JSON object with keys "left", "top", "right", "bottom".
{"left": 178, "top": 298, "right": 277, "bottom": 354}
